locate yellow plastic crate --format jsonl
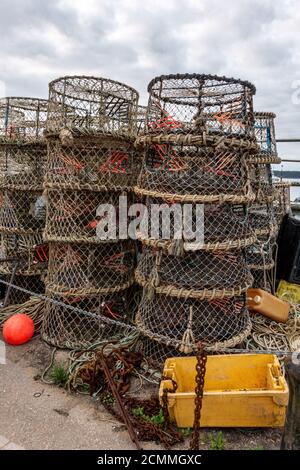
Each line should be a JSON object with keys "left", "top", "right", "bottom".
{"left": 277, "top": 280, "right": 300, "bottom": 304}
{"left": 159, "top": 354, "right": 288, "bottom": 428}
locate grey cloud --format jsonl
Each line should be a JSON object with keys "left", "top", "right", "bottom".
{"left": 0, "top": 0, "right": 299, "bottom": 170}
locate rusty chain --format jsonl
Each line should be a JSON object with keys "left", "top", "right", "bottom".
{"left": 190, "top": 342, "right": 207, "bottom": 450}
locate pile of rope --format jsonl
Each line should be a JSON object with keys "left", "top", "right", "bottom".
{"left": 246, "top": 302, "right": 300, "bottom": 353}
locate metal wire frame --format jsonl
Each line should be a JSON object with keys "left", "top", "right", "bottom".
{"left": 46, "top": 76, "right": 139, "bottom": 138}
{"left": 142, "top": 74, "right": 256, "bottom": 143}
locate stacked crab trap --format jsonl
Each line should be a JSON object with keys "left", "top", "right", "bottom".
{"left": 133, "top": 74, "right": 259, "bottom": 362}
{"left": 0, "top": 98, "right": 48, "bottom": 306}
{"left": 246, "top": 112, "right": 281, "bottom": 293}
{"left": 41, "top": 76, "right": 139, "bottom": 348}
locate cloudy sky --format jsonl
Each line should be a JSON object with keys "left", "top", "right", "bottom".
{"left": 0, "top": 0, "right": 299, "bottom": 167}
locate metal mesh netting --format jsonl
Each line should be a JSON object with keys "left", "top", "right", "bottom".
{"left": 273, "top": 182, "right": 291, "bottom": 224}
{"left": 136, "top": 291, "right": 251, "bottom": 352}
{"left": 0, "top": 190, "right": 45, "bottom": 234}
{"left": 135, "top": 144, "right": 254, "bottom": 203}
{"left": 136, "top": 247, "right": 252, "bottom": 298}
{"left": 46, "top": 76, "right": 139, "bottom": 138}
{"left": 136, "top": 197, "right": 255, "bottom": 251}
{"left": 41, "top": 288, "right": 135, "bottom": 349}
{"left": 143, "top": 74, "right": 256, "bottom": 141}
{"left": 46, "top": 241, "right": 135, "bottom": 294}
{"left": 43, "top": 189, "right": 131, "bottom": 243}
{"left": 0, "top": 233, "right": 48, "bottom": 275}
{"left": 249, "top": 112, "right": 280, "bottom": 164}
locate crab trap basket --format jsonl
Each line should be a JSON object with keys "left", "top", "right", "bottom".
{"left": 248, "top": 202, "right": 278, "bottom": 238}
{"left": 273, "top": 182, "right": 291, "bottom": 224}
{"left": 44, "top": 188, "right": 132, "bottom": 243}
{"left": 0, "top": 142, "right": 47, "bottom": 191}
{"left": 0, "top": 233, "right": 48, "bottom": 275}
{"left": 135, "top": 247, "right": 252, "bottom": 298}
{"left": 45, "top": 137, "right": 138, "bottom": 191}
{"left": 136, "top": 196, "right": 256, "bottom": 251}
{"left": 0, "top": 97, "right": 48, "bottom": 144}
{"left": 46, "top": 241, "right": 135, "bottom": 294}
{"left": 135, "top": 144, "right": 255, "bottom": 203}
{"left": 138, "top": 74, "right": 256, "bottom": 145}
{"left": 249, "top": 112, "right": 280, "bottom": 164}
{"left": 41, "top": 288, "right": 133, "bottom": 349}
{"left": 249, "top": 163, "right": 277, "bottom": 203}
{"left": 135, "top": 291, "right": 251, "bottom": 353}
{"left": 0, "top": 190, "right": 45, "bottom": 234}
{"left": 46, "top": 76, "right": 139, "bottom": 139}
{"left": 246, "top": 236, "right": 276, "bottom": 270}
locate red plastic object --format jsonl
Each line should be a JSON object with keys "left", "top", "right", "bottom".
{"left": 2, "top": 314, "right": 35, "bottom": 345}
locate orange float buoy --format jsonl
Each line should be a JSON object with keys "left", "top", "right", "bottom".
{"left": 2, "top": 314, "right": 35, "bottom": 345}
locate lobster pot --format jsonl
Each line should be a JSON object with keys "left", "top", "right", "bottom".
{"left": 249, "top": 163, "right": 276, "bottom": 203}
{"left": 248, "top": 203, "right": 277, "bottom": 238}
{"left": 0, "top": 190, "right": 45, "bottom": 234}
{"left": 249, "top": 112, "right": 280, "bottom": 164}
{"left": 136, "top": 247, "right": 252, "bottom": 297}
{"left": 41, "top": 289, "right": 132, "bottom": 349}
{"left": 251, "top": 268, "right": 274, "bottom": 294}
{"left": 136, "top": 144, "right": 254, "bottom": 203}
{"left": 47, "top": 76, "right": 139, "bottom": 138}
{"left": 246, "top": 237, "right": 276, "bottom": 270}
{"left": 47, "top": 240, "right": 135, "bottom": 294}
{"left": 0, "top": 273, "right": 45, "bottom": 306}
{"left": 273, "top": 182, "right": 291, "bottom": 224}
{"left": 44, "top": 189, "right": 132, "bottom": 243}
{"left": 0, "top": 143, "right": 47, "bottom": 190}
{"left": 144, "top": 74, "right": 256, "bottom": 140}
{"left": 0, "top": 233, "right": 48, "bottom": 275}
{"left": 136, "top": 291, "right": 251, "bottom": 352}
{"left": 136, "top": 196, "right": 255, "bottom": 251}
{"left": 45, "top": 137, "right": 138, "bottom": 191}
{"left": 0, "top": 97, "right": 48, "bottom": 143}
